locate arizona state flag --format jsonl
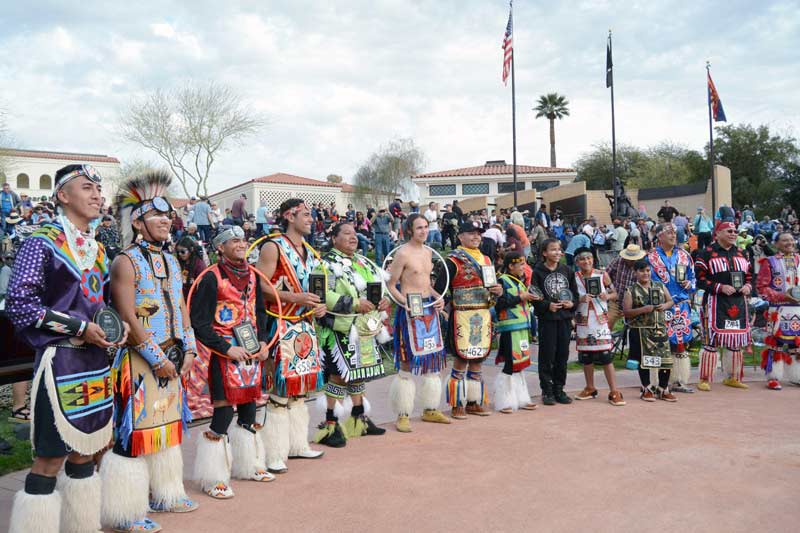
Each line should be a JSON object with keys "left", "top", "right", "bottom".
{"left": 707, "top": 71, "right": 726, "bottom": 122}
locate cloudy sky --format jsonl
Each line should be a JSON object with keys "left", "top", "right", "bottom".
{"left": 2, "top": 0, "right": 798, "bottom": 196}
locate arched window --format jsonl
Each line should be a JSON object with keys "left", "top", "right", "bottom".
{"left": 16, "top": 173, "right": 30, "bottom": 189}
{"left": 40, "top": 174, "right": 52, "bottom": 190}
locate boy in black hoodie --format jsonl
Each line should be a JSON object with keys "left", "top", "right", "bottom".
{"left": 531, "top": 238, "right": 579, "bottom": 405}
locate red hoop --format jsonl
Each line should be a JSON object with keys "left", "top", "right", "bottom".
{"left": 187, "top": 263, "right": 283, "bottom": 354}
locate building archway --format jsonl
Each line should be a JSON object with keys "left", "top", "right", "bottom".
{"left": 16, "top": 173, "right": 30, "bottom": 189}
{"left": 40, "top": 174, "right": 52, "bottom": 190}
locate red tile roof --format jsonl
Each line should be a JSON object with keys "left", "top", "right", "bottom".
{"left": 414, "top": 163, "right": 574, "bottom": 179}
{"left": 171, "top": 198, "right": 190, "bottom": 208}
{"left": 3, "top": 148, "right": 120, "bottom": 164}
{"left": 339, "top": 183, "right": 355, "bottom": 192}
{"left": 253, "top": 173, "right": 340, "bottom": 188}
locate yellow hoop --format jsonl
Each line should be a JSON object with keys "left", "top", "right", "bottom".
{"left": 249, "top": 232, "right": 326, "bottom": 321}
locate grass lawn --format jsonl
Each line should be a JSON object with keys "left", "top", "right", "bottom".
{"left": 0, "top": 409, "right": 32, "bottom": 476}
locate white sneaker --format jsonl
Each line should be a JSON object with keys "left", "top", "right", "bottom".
{"left": 289, "top": 448, "right": 324, "bottom": 459}
{"left": 267, "top": 460, "right": 288, "bottom": 474}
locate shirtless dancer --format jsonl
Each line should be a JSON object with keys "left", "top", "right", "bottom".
{"left": 387, "top": 214, "right": 449, "bottom": 432}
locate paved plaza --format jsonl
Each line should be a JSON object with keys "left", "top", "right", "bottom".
{"left": 1, "top": 366, "right": 798, "bottom": 532}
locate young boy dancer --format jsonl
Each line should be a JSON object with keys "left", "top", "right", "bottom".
{"left": 387, "top": 214, "right": 449, "bottom": 432}
{"left": 572, "top": 247, "right": 625, "bottom": 406}
{"left": 531, "top": 239, "right": 578, "bottom": 406}
{"left": 191, "top": 225, "right": 274, "bottom": 499}
{"left": 493, "top": 251, "right": 539, "bottom": 413}
{"left": 623, "top": 260, "right": 676, "bottom": 402}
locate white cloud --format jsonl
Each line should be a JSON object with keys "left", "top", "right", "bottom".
{"left": 0, "top": 0, "right": 797, "bottom": 197}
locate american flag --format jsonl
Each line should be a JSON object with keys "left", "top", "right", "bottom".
{"left": 501, "top": 4, "right": 513, "bottom": 85}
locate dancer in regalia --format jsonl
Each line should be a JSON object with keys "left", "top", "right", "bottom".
{"left": 695, "top": 221, "right": 752, "bottom": 391}
{"left": 7, "top": 164, "right": 126, "bottom": 533}
{"left": 647, "top": 223, "right": 696, "bottom": 393}
{"left": 623, "top": 260, "right": 676, "bottom": 402}
{"left": 312, "top": 221, "right": 390, "bottom": 447}
{"left": 757, "top": 231, "right": 800, "bottom": 389}
{"left": 572, "top": 247, "right": 625, "bottom": 406}
{"left": 190, "top": 225, "right": 275, "bottom": 498}
{"left": 433, "top": 221, "right": 502, "bottom": 419}
{"left": 256, "top": 198, "right": 325, "bottom": 474}
{"left": 386, "top": 213, "right": 449, "bottom": 432}
{"left": 493, "top": 251, "right": 540, "bottom": 413}
{"left": 101, "top": 171, "right": 198, "bottom": 532}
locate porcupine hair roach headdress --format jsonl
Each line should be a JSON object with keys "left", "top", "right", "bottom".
{"left": 114, "top": 170, "right": 173, "bottom": 247}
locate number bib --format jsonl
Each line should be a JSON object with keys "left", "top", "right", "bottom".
{"left": 273, "top": 320, "right": 324, "bottom": 397}
{"left": 452, "top": 308, "right": 492, "bottom": 360}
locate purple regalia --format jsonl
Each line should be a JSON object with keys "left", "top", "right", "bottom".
{"left": 6, "top": 220, "right": 112, "bottom": 455}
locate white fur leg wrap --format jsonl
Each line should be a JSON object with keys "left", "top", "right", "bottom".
{"left": 513, "top": 372, "right": 532, "bottom": 405}
{"left": 287, "top": 399, "right": 311, "bottom": 456}
{"left": 100, "top": 453, "right": 149, "bottom": 529}
{"left": 466, "top": 378, "right": 483, "bottom": 404}
{"left": 9, "top": 490, "right": 61, "bottom": 533}
{"left": 194, "top": 433, "right": 231, "bottom": 490}
{"left": 767, "top": 358, "right": 785, "bottom": 381}
{"left": 58, "top": 470, "right": 101, "bottom": 533}
{"left": 262, "top": 403, "right": 290, "bottom": 466}
{"left": 389, "top": 374, "right": 415, "bottom": 416}
{"left": 493, "top": 373, "right": 517, "bottom": 412}
{"left": 145, "top": 445, "right": 187, "bottom": 509}
{"left": 670, "top": 355, "right": 691, "bottom": 385}
{"left": 230, "top": 424, "right": 262, "bottom": 480}
{"left": 419, "top": 373, "right": 442, "bottom": 410}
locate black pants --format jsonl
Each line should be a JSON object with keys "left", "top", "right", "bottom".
{"left": 538, "top": 319, "right": 571, "bottom": 393}
{"left": 629, "top": 328, "right": 670, "bottom": 388}
{"left": 697, "top": 232, "right": 712, "bottom": 249}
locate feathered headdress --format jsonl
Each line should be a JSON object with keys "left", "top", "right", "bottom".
{"left": 115, "top": 170, "right": 173, "bottom": 247}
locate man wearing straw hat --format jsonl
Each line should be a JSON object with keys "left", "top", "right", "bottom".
{"left": 190, "top": 225, "right": 275, "bottom": 499}
{"left": 605, "top": 244, "right": 646, "bottom": 329}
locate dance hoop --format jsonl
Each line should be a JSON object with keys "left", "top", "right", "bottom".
{"left": 187, "top": 263, "right": 283, "bottom": 354}
{"left": 245, "top": 232, "right": 323, "bottom": 321}
{"left": 381, "top": 243, "right": 449, "bottom": 309}
{"left": 321, "top": 251, "right": 387, "bottom": 318}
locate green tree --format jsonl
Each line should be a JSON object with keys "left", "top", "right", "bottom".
{"left": 575, "top": 142, "right": 706, "bottom": 190}
{"left": 711, "top": 124, "right": 800, "bottom": 217}
{"left": 533, "top": 93, "right": 570, "bottom": 168}
{"left": 326, "top": 174, "right": 343, "bottom": 183}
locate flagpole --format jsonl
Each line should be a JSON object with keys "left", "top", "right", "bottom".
{"left": 706, "top": 61, "right": 716, "bottom": 218}
{"left": 608, "top": 30, "right": 618, "bottom": 217}
{"left": 510, "top": 3, "right": 518, "bottom": 209}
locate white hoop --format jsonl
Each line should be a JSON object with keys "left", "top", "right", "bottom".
{"left": 323, "top": 252, "right": 388, "bottom": 318}
{"left": 381, "top": 243, "right": 449, "bottom": 309}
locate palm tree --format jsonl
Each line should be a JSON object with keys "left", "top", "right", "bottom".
{"left": 533, "top": 93, "right": 570, "bottom": 168}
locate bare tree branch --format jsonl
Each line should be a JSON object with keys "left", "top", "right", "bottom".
{"left": 352, "top": 138, "right": 425, "bottom": 205}
{"left": 118, "top": 81, "right": 265, "bottom": 197}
